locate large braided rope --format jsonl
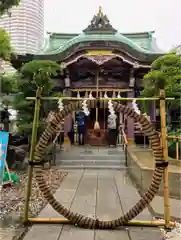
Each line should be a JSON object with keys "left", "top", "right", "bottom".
{"left": 33, "top": 100, "right": 164, "bottom": 229}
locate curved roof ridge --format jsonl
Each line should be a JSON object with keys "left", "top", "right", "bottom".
{"left": 38, "top": 33, "right": 51, "bottom": 53}
{"left": 113, "top": 32, "right": 159, "bottom": 53}
{"left": 64, "top": 32, "right": 161, "bottom": 54}
{"left": 36, "top": 31, "right": 163, "bottom": 56}
{"left": 121, "top": 30, "right": 155, "bottom": 35}
{"left": 45, "top": 30, "right": 155, "bottom": 37}
{"left": 151, "top": 36, "right": 165, "bottom": 52}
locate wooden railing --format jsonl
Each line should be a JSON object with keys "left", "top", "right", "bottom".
{"left": 167, "top": 135, "right": 181, "bottom": 160}
{"left": 120, "top": 128, "right": 128, "bottom": 166}
{"left": 151, "top": 120, "right": 180, "bottom": 130}
{"left": 150, "top": 132, "right": 181, "bottom": 160}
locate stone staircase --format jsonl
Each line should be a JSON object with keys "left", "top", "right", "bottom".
{"left": 56, "top": 146, "right": 126, "bottom": 170}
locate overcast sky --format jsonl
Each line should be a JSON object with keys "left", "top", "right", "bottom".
{"left": 44, "top": 0, "right": 181, "bottom": 51}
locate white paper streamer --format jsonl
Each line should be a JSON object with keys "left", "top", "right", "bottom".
{"left": 77, "top": 91, "right": 80, "bottom": 98}
{"left": 82, "top": 99, "right": 90, "bottom": 116}
{"left": 88, "top": 91, "right": 94, "bottom": 99}
{"left": 132, "top": 99, "right": 141, "bottom": 115}
{"left": 104, "top": 92, "right": 108, "bottom": 98}
{"left": 117, "top": 92, "right": 121, "bottom": 98}
{"left": 108, "top": 100, "right": 116, "bottom": 117}
{"left": 58, "top": 99, "right": 64, "bottom": 111}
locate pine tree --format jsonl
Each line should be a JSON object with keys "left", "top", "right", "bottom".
{"left": 14, "top": 60, "right": 60, "bottom": 136}
{"left": 0, "top": 0, "right": 20, "bottom": 15}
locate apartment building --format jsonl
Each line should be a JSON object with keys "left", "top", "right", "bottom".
{"left": 0, "top": 0, "right": 44, "bottom": 73}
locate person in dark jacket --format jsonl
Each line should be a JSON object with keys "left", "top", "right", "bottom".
{"left": 67, "top": 117, "right": 74, "bottom": 145}
{"left": 76, "top": 111, "right": 86, "bottom": 145}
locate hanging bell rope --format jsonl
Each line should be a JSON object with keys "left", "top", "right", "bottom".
{"left": 99, "top": 91, "right": 103, "bottom": 108}
{"left": 94, "top": 71, "right": 100, "bottom": 130}
{"left": 94, "top": 109, "right": 100, "bottom": 129}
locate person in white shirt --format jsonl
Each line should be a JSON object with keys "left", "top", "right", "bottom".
{"left": 107, "top": 114, "right": 117, "bottom": 147}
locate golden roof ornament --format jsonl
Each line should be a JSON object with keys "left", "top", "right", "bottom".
{"left": 83, "top": 7, "right": 117, "bottom": 34}
{"left": 98, "top": 6, "right": 102, "bottom": 18}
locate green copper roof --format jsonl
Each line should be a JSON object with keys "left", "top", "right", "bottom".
{"left": 40, "top": 31, "right": 161, "bottom": 55}
{"left": 36, "top": 8, "right": 163, "bottom": 60}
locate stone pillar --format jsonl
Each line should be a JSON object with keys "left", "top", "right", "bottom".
{"left": 127, "top": 90, "right": 135, "bottom": 144}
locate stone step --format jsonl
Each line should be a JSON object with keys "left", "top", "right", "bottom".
{"left": 59, "top": 154, "right": 125, "bottom": 161}
{"left": 59, "top": 147, "right": 125, "bottom": 155}
{"left": 58, "top": 159, "right": 126, "bottom": 166}
{"left": 58, "top": 165, "right": 126, "bottom": 170}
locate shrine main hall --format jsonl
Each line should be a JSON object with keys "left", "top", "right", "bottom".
{"left": 11, "top": 7, "right": 165, "bottom": 145}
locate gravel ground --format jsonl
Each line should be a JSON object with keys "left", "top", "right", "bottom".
{"left": 0, "top": 168, "right": 67, "bottom": 225}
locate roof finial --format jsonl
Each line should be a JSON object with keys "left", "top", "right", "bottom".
{"left": 83, "top": 7, "right": 117, "bottom": 34}
{"left": 98, "top": 6, "right": 102, "bottom": 18}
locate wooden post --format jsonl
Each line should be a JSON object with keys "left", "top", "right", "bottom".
{"left": 24, "top": 87, "right": 41, "bottom": 223}
{"left": 159, "top": 88, "right": 171, "bottom": 229}
{"left": 100, "top": 91, "right": 103, "bottom": 109}
{"left": 94, "top": 70, "right": 100, "bottom": 130}
{"left": 176, "top": 140, "right": 179, "bottom": 160}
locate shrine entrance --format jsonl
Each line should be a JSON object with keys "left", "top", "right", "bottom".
{"left": 85, "top": 108, "right": 109, "bottom": 145}
{"left": 27, "top": 99, "right": 167, "bottom": 229}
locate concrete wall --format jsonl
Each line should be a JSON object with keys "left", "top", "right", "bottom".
{"left": 127, "top": 149, "right": 181, "bottom": 198}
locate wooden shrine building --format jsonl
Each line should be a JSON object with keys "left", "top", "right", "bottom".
{"left": 11, "top": 7, "right": 166, "bottom": 145}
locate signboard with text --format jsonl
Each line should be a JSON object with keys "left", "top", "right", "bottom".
{"left": 0, "top": 131, "right": 9, "bottom": 185}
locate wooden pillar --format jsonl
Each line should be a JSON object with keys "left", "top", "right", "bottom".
{"left": 159, "top": 88, "right": 170, "bottom": 228}
{"left": 127, "top": 90, "right": 135, "bottom": 144}
{"left": 64, "top": 68, "right": 71, "bottom": 88}
{"left": 127, "top": 68, "right": 135, "bottom": 144}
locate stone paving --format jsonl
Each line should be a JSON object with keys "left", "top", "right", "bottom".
{"left": 23, "top": 170, "right": 163, "bottom": 240}
{"left": 150, "top": 195, "right": 181, "bottom": 222}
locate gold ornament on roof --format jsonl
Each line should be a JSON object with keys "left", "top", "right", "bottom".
{"left": 83, "top": 6, "right": 117, "bottom": 34}
{"left": 98, "top": 6, "right": 102, "bottom": 18}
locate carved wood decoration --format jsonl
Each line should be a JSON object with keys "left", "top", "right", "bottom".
{"left": 62, "top": 47, "right": 152, "bottom": 69}
{"left": 71, "top": 78, "right": 129, "bottom": 88}
{"left": 84, "top": 55, "right": 115, "bottom": 65}
{"left": 55, "top": 40, "right": 158, "bottom": 66}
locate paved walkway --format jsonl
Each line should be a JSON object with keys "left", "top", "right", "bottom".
{"left": 23, "top": 170, "right": 163, "bottom": 240}
{"left": 150, "top": 195, "right": 181, "bottom": 222}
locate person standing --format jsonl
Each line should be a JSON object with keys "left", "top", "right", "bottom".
{"left": 64, "top": 113, "right": 74, "bottom": 147}
{"left": 58, "top": 119, "right": 64, "bottom": 147}
{"left": 76, "top": 111, "right": 86, "bottom": 145}
{"left": 107, "top": 114, "right": 117, "bottom": 147}
{"left": 67, "top": 116, "right": 74, "bottom": 145}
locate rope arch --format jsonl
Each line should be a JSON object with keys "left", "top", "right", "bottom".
{"left": 34, "top": 100, "right": 164, "bottom": 229}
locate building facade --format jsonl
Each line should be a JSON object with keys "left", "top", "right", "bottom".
{"left": 0, "top": 0, "right": 44, "bottom": 54}
{"left": 11, "top": 7, "right": 166, "bottom": 145}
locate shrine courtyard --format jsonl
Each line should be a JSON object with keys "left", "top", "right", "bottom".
{"left": 18, "top": 146, "right": 180, "bottom": 240}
